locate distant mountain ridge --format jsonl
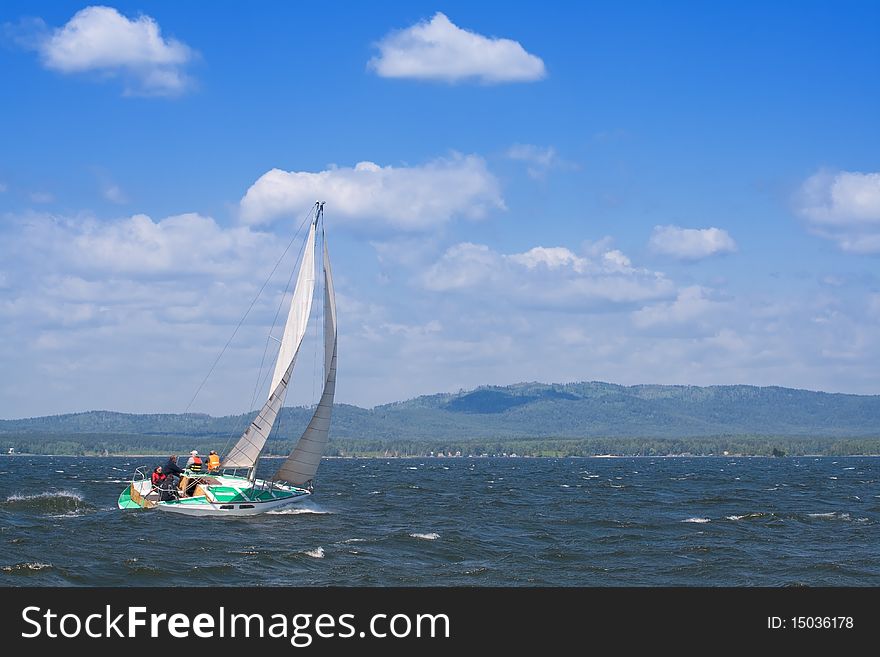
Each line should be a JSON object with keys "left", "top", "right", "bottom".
{"left": 2, "top": 381, "right": 879, "bottom": 441}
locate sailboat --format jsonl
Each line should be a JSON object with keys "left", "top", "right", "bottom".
{"left": 118, "top": 202, "right": 337, "bottom": 516}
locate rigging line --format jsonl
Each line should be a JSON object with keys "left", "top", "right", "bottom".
{"left": 183, "top": 205, "right": 317, "bottom": 416}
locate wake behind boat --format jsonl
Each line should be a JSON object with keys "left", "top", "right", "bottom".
{"left": 118, "top": 202, "right": 337, "bottom": 516}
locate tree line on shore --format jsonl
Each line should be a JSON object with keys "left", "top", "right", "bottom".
{"left": 3, "top": 432, "right": 880, "bottom": 457}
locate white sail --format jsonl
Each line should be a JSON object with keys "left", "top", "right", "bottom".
{"left": 219, "top": 358, "right": 295, "bottom": 470}
{"left": 220, "top": 218, "right": 318, "bottom": 471}
{"left": 273, "top": 238, "right": 337, "bottom": 486}
{"left": 269, "top": 220, "right": 318, "bottom": 395}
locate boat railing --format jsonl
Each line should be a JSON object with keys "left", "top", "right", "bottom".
{"left": 131, "top": 466, "right": 148, "bottom": 486}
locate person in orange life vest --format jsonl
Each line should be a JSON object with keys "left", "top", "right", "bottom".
{"left": 206, "top": 450, "right": 221, "bottom": 473}
{"left": 186, "top": 450, "right": 204, "bottom": 473}
{"left": 184, "top": 450, "right": 203, "bottom": 497}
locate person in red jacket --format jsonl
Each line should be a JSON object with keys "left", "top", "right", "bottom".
{"left": 151, "top": 466, "right": 166, "bottom": 488}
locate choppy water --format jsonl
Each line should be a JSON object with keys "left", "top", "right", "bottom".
{"left": 1, "top": 456, "right": 878, "bottom": 586}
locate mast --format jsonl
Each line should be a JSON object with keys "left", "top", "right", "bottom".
{"left": 220, "top": 203, "right": 321, "bottom": 479}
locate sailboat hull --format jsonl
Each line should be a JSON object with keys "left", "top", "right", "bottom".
{"left": 156, "top": 492, "right": 310, "bottom": 516}
{"left": 117, "top": 474, "right": 311, "bottom": 516}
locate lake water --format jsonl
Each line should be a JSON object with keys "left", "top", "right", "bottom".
{"left": 1, "top": 455, "right": 878, "bottom": 586}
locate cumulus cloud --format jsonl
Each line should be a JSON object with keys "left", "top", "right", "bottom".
{"left": 632, "top": 286, "right": 725, "bottom": 331}
{"left": 18, "top": 6, "right": 195, "bottom": 96}
{"left": 0, "top": 211, "right": 307, "bottom": 416}
{"left": 648, "top": 225, "right": 737, "bottom": 260}
{"left": 422, "top": 242, "right": 674, "bottom": 308}
{"left": 368, "top": 12, "right": 545, "bottom": 83}
{"left": 239, "top": 154, "right": 504, "bottom": 229}
{"left": 22, "top": 212, "right": 273, "bottom": 277}
{"left": 795, "top": 169, "right": 880, "bottom": 254}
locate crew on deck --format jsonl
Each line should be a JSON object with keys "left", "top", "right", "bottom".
{"left": 163, "top": 455, "right": 185, "bottom": 482}
{"left": 186, "top": 450, "right": 204, "bottom": 473}
{"left": 151, "top": 466, "right": 166, "bottom": 488}
{"left": 207, "top": 450, "right": 221, "bottom": 473}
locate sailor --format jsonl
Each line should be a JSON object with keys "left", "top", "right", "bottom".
{"left": 206, "top": 450, "right": 221, "bottom": 473}
{"left": 151, "top": 466, "right": 166, "bottom": 488}
{"left": 186, "top": 450, "right": 204, "bottom": 474}
{"left": 158, "top": 473, "right": 177, "bottom": 502}
{"left": 163, "top": 455, "right": 184, "bottom": 480}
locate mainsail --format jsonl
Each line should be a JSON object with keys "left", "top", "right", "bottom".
{"left": 220, "top": 217, "right": 318, "bottom": 471}
{"left": 273, "top": 238, "right": 337, "bottom": 486}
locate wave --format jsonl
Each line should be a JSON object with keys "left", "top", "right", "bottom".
{"left": 726, "top": 512, "right": 770, "bottom": 521}
{"left": 807, "top": 512, "right": 850, "bottom": 520}
{"left": 409, "top": 532, "right": 440, "bottom": 540}
{"left": 303, "top": 547, "right": 325, "bottom": 559}
{"left": 266, "top": 506, "right": 331, "bottom": 515}
{"left": 682, "top": 517, "right": 711, "bottom": 524}
{"left": 1, "top": 562, "right": 53, "bottom": 573}
{"left": 2, "top": 490, "right": 92, "bottom": 515}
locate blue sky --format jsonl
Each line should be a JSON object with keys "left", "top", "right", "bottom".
{"left": 1, "top": 1, "right": 878, "bottom": 417}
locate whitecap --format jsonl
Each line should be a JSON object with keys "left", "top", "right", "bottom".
{"left": 1, "top": 562, "right": 52, "bottom": 572}
{"left": 266, "top": 506, "right": 331, "bottom": 515}
{"left": 682, "top": 517, "right": 711, "bottom": 523}
{"left": 409, "top": 532, "right": 440, "bottom": 540}
{"left": 303, "top": 547, "right": 325, "bottom": 559}
{"left": 726, "top": 513, "right": 765, "bottom": 521}
{"left": 808, "top": 512, "right": 850, "bottom": 520}
{"left": 6, "top": 490, "right": 84, "bottom": 503}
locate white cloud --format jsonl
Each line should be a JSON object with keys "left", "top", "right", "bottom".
{"left": 239, "top": 154, "right": 504, "bottom": 229}
{"left": 102, "top": 183, "right": 127, "bottom": 204}
{"left": 0, "top": 211, "right": 308, "bottom": 416}
{"left": 795, "top": 169, "right": 880, "bottom": 254}
{"left": 422, "top": 242, "right": 674, "bottom": 308}
{"left": 632, "top": 285, "right": 724, "bottom": 330}
{"left": 506, "top": 144, "right": 573, "bottom": 179}
{"left": 648, "top": 225, "right": 737, "bottom": 260}
{"left": 22, "top": 212, "right": 273, "bottom": 277}
{"left": 32, "top": 6, "right": 194, "bottom": 96}
{"left": 368, "top": 12, "right": 545, "bottom": 83}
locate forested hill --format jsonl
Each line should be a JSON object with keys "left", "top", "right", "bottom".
{"left": 2, "top": 381, "right": 879, "bottom": 441}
